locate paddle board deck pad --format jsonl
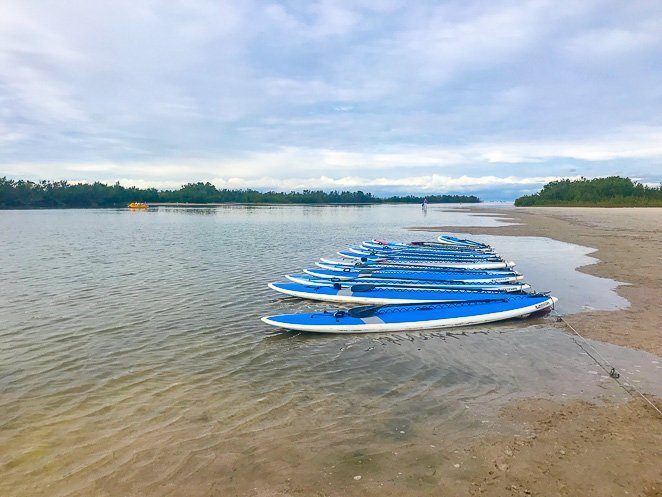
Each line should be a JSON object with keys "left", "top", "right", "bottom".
{"left": 304, "top": 267, "right": 522, "bottom": 283}
{"left": 286, "top": 274, "right": 530, "bottom": 292}
{"left": 318, "top": 258, "right": 515, "bottom": 270}
{"left": 262, "top": 295, "right": 558, "bottom": 333}
{"left": 268, "top": 282, "right": 528, "bottom": 305}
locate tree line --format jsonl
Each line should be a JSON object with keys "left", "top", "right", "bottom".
{"left": 0, "top": 178, "right": 481, "bottom": 208}
{"left": 514, "top": 176, "right": 662, "bottom": 207}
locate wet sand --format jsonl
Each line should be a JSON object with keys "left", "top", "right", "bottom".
{"left": 412, "top": 206, "right": 662, "bottom": 356}
{"left": 411, "top": 206, "right": 662, "bottom": 496}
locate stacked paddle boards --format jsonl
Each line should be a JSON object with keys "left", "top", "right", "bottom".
{"left": 262, "top": 234, "right": 557, "bottom": 333}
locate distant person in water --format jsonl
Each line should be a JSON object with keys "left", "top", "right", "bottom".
{"left": 422, "top": 197, "right": 428, "bottom": 208}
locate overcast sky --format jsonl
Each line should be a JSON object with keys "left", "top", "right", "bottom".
{"left": 1, "top": 0, "right": 661, "bottom": 199}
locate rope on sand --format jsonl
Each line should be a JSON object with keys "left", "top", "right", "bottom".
{"left": 554, "top": 313, "right": 662, "bottom": 418}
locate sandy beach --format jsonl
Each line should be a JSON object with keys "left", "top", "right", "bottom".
{"left": 413, "top": 206, "right": 662, "bottom": 356}
{"left": 410, "top": 206, "right": 662, "bottom": 496}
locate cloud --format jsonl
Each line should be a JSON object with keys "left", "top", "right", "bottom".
{"left": 208, "top": 174, "right": 580, "bottom": 192}
{"left": 264, "top": 1, "right": 360, "bottom": 38}
{"left": 564, "top": 19, "right": 662, "bottom": 61}
{"left": 4, "top": 124, "right": 661, "bottom": 187}
{"left": 0, "top": 0, "right": 661, "bottom": 199}
{"left": 0, "top": 2, "right": 86, "bottom": 125}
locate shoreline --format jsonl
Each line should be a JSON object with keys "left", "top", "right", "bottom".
{"left": 411, "top": 206, "right": 662, "bottom": 356}
{"left": 408, "top": 206, "right": 662, "bottom": 496}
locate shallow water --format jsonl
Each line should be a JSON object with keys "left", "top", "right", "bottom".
{"left": 0, "top": 205, "right": 658, "bottom": 496}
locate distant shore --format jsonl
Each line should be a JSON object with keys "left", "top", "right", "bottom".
{"left": 513, "top": 176, "right": 662, "bottom": 207}
{"left": 0, "top": 178, "right": 481, "bottom": 208}
{"left": 146, "top": 201, "right": 484, "bottom": 207}
{"left": 0, "top": 201, "right": 483, "bottom": 210}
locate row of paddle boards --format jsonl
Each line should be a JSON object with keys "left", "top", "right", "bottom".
{"left": 261, "top": 234, "right": 557, "bottom": 333}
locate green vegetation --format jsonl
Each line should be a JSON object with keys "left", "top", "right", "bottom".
{"left": 0, "top": 178, "right": 480, "bottom": 208}
{"left": 379, "top": 194, "right": 481, "bottom": 204}
{"left": 514, "top": 176, "right": 662, "bottom": 207}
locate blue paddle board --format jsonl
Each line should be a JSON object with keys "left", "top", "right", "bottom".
{"left": 262, "top": 295, "right": 558, "bottom": 333}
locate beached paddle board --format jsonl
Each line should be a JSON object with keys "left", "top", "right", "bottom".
{"left": 361, "top": 240, "right": 494, "bottom": 253}
{"left": 318, "top": 258, "right": 515, "bottom": 270}
{"left": 353, "top": 247, "right": 495, "bottom": 259}
{"left": 262, "top": 295, "right": 558, "bottom": 333}
{"left": 286, "top": 274, "right": 530, "bottom": 292}
{"left": 340, "top": 249, "right": 502, "bottom": 261}
{"left": 304, "top": 267, "right": 522, "bottom": 283}
{"left": 364, "top": 239, "right": 492, "bottom": 250}
{"left": 437, "top": 235, "right": 488, "bottom": 248}
{"left": 268, "top": 282, "right": 525, "bottom": 305}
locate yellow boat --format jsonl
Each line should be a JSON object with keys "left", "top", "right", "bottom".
{"left": 128, "top": 202, "right": 149, "bottom": 209}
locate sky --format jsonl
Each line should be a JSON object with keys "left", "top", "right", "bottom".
{"left": 1, "top": 0, "right": 661, "bottom": 199}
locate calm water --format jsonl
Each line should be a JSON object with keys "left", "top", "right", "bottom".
{"left": 0, "top": 205, "right": 659, "bottom": 497}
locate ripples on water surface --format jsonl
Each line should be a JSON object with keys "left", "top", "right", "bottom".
{"left": 0, "top": 205, "right": 658, "bottom": 496}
